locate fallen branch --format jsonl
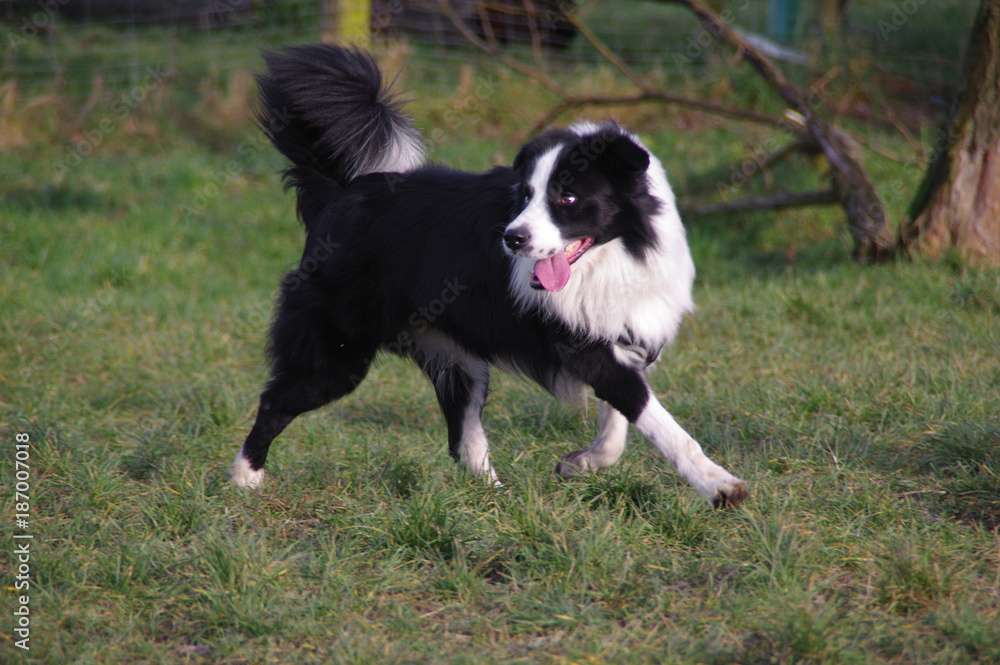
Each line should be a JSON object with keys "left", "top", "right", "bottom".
{"left": 683, "top": 189, "right": 839, "bottom": 216}
{"left": 755, "top": 137, "right": 822, "bottom": 173}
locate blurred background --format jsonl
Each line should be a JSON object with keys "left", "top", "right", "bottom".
{"left": 1, "top": 0, "right": 976, "bottom": 139}
{"left": 1, "top": 0, "right": 980, "bottom": 251}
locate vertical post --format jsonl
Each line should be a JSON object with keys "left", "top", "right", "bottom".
{"left": 766, "top": 0, "right": 801, "bottom": 45}
{"left": 322, "top": 0, "right": 372, "bottom": 46}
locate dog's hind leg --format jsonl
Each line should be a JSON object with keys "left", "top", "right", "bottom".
{"left": 555, "top": 400, "right": 629, "bottom": 478}
{"left": 437, "top": 360, "right": 498, "bottom": 485}
{"left": 231, "top": 343, "right": 375, "bottom": 489}
{"left": 413, "top": 333, "right": 499, "bottom": 485}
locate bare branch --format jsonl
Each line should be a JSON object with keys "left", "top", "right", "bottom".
{"left": 532, "top": 91, "right": 798, "bottom": 134}
{"left": 438, "top": 0, "right": 796, "bottom": 133}
{"left": 659, "top": 0, "right": 896, "bottom": 261}
{"left": 658, "top": 0, "right": 815, "bottom": 116}
{"left": 437, "top": 0, "right": 572, "bottom": 99}
{"left": 755, "top": 137, "right": 821, "bottom": 172}
{"left": 563, "top": 12, "right": 649, "bottom": 91}
{"left": 683, "top": 189, "right": 839, "bottom": 216}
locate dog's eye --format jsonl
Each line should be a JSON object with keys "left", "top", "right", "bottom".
{"left": 522, "top": 185, "right": 534, "bottom": 204}
{"left": 556, "top": 193, "right": 577, "bottom": 206}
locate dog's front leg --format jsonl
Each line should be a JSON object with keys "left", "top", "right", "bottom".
{"left": 560, "top": 341, "right": 748, "bottom": 508}
{"left": 632, "top": 399, "right": 748, "bottom": 508}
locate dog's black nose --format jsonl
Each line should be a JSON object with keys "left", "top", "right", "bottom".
{"left": 504, "top": 229, "right": 528, "bottom": 251}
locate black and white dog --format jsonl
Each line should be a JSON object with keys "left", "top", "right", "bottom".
{"left": 230, "top": 45, "right": 748, "bottom": 508}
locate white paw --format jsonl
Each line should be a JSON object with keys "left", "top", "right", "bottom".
{"left": 554, "top": 450, "right": 592, "bottom": 479}
{"left": 484, "top": 467, "right": 503, "bottom": 488}
{"left": 703, "top": 474, "right": 749, "bottom": 509}
{"left": 230, "top": 454, "right": 264, "bottom": 489}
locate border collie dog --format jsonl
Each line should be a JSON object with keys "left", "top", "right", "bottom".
{"left": 231, "top": 45, "right": 748, "bottom": 508}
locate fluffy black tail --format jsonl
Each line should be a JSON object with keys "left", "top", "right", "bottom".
{"left": 255, "top": 45, "right": 425, "bottom": 189}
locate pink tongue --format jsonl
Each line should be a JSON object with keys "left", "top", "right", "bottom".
{"left": 534, "top": 252, "right": 571, "bottom": 292}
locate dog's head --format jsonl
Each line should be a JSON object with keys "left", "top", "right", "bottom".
{"left": 503, "top": 122, "right": 661, "bottom": 292}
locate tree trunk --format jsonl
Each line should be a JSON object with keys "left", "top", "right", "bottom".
{"left": 900, "top": 0, "right": 1000, "bottom": 267}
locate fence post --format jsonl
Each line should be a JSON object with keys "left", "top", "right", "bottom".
{"left": 322, "top": 0, "right": 372, "bottom": 46}
{"left": 766, "top": 0, "right": 802, "bottom": 44}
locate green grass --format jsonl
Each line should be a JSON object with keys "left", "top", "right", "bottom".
{"left": 2, "top": 6, "right": 999, "bottom": 662}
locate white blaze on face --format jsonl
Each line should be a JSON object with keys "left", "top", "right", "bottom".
{"left": 505, "top": 146, "right": 588, "bottom": 292}
{"left": 506, "top": 146, "right": 566, "bottom": 260}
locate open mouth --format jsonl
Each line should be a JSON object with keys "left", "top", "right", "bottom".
{"left": 530, "top": 237, "right": 594, "bottom": 292}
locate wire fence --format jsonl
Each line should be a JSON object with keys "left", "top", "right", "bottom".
{"left": 0, "top": 1, "right": 977, "bottom": 110}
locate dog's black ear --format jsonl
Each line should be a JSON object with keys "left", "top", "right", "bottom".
{"left": 586, "top": 128, "right": 649, "bottom": 175}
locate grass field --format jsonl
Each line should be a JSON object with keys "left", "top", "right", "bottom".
{"left": 2, "top": 3, "right": 999, "bottom": 663}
